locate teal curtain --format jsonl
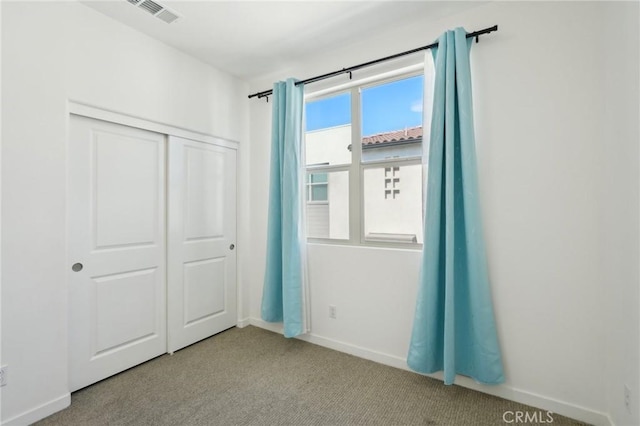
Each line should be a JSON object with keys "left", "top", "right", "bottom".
{"left": 261, "top": 78, "right": 305, "bottom": 338}
{"left": 407, "top": 28, "right": 504, "bottom": 385}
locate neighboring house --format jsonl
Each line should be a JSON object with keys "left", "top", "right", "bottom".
{"left": 358, "top": 126, "right": 423, "bottom": 161}
{"left": 305, "top": 125, "right": 423, "bottom": 243}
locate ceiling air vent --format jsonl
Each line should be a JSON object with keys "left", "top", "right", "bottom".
{"left": 126, "top": 0, "right": 181, "bottom": 24}
{"left": 139, "top": 0, "right": 162, "bottom": 15}
{"left": 156, "top": 9, "right": 180, "bottom": 24}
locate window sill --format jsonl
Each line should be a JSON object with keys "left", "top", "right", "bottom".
{"left": 306, "top": 238, "right": 422, "bottom": 252}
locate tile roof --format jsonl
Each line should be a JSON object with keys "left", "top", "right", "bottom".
{"left": 362, "top": 126, "right": 422, "bottom": 146}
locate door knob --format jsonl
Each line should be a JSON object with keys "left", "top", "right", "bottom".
{"left": 72, "top": 263, "right": 83, "bottom": 272}
{"left": 229, "top": 244, "right": 235, "bottom": 250}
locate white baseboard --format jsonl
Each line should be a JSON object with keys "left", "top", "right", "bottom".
{"left": 248, "top": 318, "right": 611, "bottom": 426}
{"left": 2, "top": 393, "right": 70, "bottom": 426}
{"left": 236, "top": 317, "right": 251, "bottom": 328}
{"left": 249, "top": 319, "right": 283, "bottom": 334}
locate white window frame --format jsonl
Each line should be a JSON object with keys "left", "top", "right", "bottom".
{"left": 304, "top": 64, "right": 426, "bottom": 249}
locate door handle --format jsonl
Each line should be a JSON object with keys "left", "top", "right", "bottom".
{"left": 229, "top": 244, "right": 235, "bottom": 250}
{"left": 72, "top": 263, "right": 83, "bottom": 272}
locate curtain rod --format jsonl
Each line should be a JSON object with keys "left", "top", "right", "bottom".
{"left": 248, "top": 25, "right": 498, "bottom": 100}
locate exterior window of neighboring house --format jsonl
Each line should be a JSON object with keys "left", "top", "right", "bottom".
{"left": 307, "top": 171, "right": 328, "bottom": 202}
{"left": 304, "top": 72, "right": 425, "bottom": 245}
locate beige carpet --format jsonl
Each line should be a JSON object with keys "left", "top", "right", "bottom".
{"left": 36, "top": 326, "right": 587, "bottom": 426}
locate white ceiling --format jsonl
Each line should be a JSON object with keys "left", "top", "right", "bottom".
{"left": 81, "top": 1, "right": 481, "bottom": 80}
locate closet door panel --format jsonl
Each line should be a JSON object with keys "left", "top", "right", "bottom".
{"left": 68, "top": 115, "right": 167, "bottom": 392}
{"left": 167, "top": 136, "right": 237, "bottom": 353}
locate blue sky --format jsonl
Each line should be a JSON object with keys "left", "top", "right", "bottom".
{"left": 305, "top": 75, "right": 424, "bottom": 136}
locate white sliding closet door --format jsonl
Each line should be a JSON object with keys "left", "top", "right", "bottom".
{"left": 68, "top": 115, "right": 167, "bottom": 392}
{"left": 167, "top": 136, "right": 237, "bottom": 353}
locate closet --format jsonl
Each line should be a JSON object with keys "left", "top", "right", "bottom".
{"left": 68, "top": 114, "right": 237, "bottom": 392}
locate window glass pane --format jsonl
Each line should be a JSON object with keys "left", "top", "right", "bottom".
{"left": 310, "top": 172, "right": 328, "bottom": 184}
{"left": 306, "top": 170, "right": 349, "bottom": 240}
{"left": 361, "top": 75, "right": 424, "bottom": 163}
{"left": 363, "top": 164, "right": 423, "bottom": 243}
{"left": 311, "top": 184, "right": 328, "bottom": 201}
{"left": 305, "top": 93, "right": 352, "bottom": 166}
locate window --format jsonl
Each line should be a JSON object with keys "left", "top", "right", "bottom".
{"left": 304, "top": 93, "right": 351, "bottom": 240}
{"left": 304, "top": 73, "right": 424, "bottom": 245}
{"left": 306, "top": 172, "right": 328, "bottom": 202}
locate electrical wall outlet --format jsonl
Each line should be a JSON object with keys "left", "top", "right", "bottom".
{"left": 0, "top": 365, "right": 7, "bottom": 387}
{"left": 329, "top": 305, "right": 337, "bottom": 319}
{"left": 624, "top": 384, "right": 631, "bottom": 411}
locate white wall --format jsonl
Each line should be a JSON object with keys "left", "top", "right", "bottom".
{"left": 1, "top": 2, "right": 249, "bottom": 424}
{"left": 601, "top": 3, "right": 640, "bottom": 426}
{"left": 306, "top": 125, "right": 352, "bottom": 166}
{"left": 0, "top": 1, "right": 3, "bottom": 422}
{"left": 248, "top": 2, "right": 639, "bottom": 424}
{"left": 363, "top": 165, "right": 423, "bottom": 243}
